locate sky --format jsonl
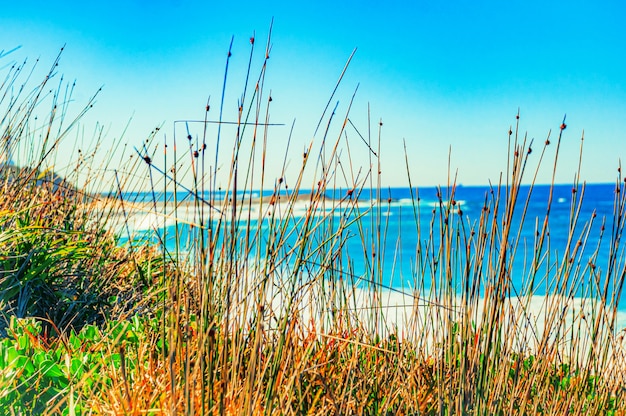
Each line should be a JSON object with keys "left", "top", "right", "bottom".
{"left": 1, "top": 1, "right": 625, "bottom": 190}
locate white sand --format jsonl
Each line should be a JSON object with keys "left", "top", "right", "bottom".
{"left": 93, "top": 196, "right": 626, "bottom": 370}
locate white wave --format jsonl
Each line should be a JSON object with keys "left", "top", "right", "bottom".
{"left": 425, "top": 199, "right": 466, "bottom": 208}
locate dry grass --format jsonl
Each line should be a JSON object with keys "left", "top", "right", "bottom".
{"left": 1, "top": 32, "right": 626, "bottom": 415}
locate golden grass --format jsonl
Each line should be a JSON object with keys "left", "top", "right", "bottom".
{"left": 2, "top": 33, "right": 626, "bottom": 415}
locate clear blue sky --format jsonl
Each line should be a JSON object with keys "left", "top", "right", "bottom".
{"left": 2, "top": 1, "right": 625, "bottom": 189}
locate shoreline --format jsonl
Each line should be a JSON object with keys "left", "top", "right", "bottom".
{"left": 87, "top": 195, "right": 626, "bottom": 332}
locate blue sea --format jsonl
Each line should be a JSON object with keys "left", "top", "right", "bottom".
{"left": 116, "top": 182, "right": 626, "bottom": 312}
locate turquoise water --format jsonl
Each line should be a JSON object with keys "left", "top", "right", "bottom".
{"left": 115, "top": 183, "right": 626, "bottom": 309}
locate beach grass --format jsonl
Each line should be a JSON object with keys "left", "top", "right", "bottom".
{"left": 1, "top": 35, "right": 626, "bottom": 415}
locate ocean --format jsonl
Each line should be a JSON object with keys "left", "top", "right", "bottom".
{"left": 115, "top": 182, "right": 626, "bottom": 315}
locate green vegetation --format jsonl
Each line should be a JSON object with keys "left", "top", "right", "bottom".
{"left": 1, "top": 38, "right": 625, "bottom": 415}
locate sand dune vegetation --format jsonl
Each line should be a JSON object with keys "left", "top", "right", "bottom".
{"left": 1, "top": 38, "right": 626, "bottom": 415}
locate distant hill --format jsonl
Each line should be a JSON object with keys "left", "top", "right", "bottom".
{"left": 0, "top": 165, "right": 81, "bottom": 198}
